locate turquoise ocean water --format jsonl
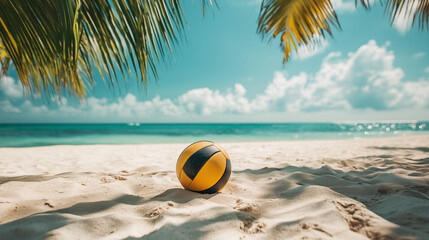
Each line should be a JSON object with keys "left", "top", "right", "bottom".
{"left": 0, "top": 122, "right": 428, "bottom": 147}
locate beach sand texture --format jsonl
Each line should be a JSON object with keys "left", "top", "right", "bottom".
{"left": 1, "top": 135, "right": 428, "bottom": 239}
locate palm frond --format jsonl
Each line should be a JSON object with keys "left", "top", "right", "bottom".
{"left": 358, "top": 0, "right": 429, "bottom": 31}
{"left": 0, "top": 39, "right": 11, "bottom": 75}
{"left": 0, "top": 0, "right": 70, "bottom": 96}
{"left": 202, "top": 0, "right": 218, "bottom": 15}
{"left": 414, "top": 0, "right": 429, "bottom": 30}
{"left": 258, "top": 0, "right": 341, "bottom": 63}
{"left": 0, "top": 40, "right": 6, "bottom": 60}
{"left": 0, "top": 0, "right": 214, "bottom": 98}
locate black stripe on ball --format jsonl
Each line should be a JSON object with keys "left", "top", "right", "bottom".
{"left": 199, "top": 158, "right": 231, "bottom": 194}
{"left": 182, "top": 145, "right": 220, "bottom": 180}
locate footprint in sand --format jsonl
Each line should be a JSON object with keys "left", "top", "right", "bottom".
{"left": 333, "top": 199, "right": 385, "bottom": 239}
{"left": 101, "top": 177, "right": 112, "bottom": 183}
{"left": 113, "top": 175, "right": 127, "bottom": 181}
{"left": 300, "top": 223, "right": 332, "bottom": 237}
{"left": 234, "top": 199, "right": 266, "bottom": 234}
{"left": 100, "top": 175, "right": 127, "bottom": 183}
{"left": 237, "top": 212, "right": 266, "bottom": 234}
{"left": 234, "top": 199, "right": 259, "bottom": 215}
{"left": 334, "top": 200, "right": 371, "bottom": 232}
{"left": 145, "top": 207, "right": 166, "bottom": 218}
{"left": 144, "top": 202, "right": 174, "bottom": 218}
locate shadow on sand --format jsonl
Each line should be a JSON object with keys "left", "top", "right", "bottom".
{"left": 0, "top": 188, "right": 216, "bottom": 240}
{"left": 370, "top": 146, "right": 429, "bottom": 153}
{"left": 1, "top": 145, "right": 428, "bottom": 239}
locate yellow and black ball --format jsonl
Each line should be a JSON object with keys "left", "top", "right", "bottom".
{"left": 176, "top": 141, "right": 231, "bottom": 194}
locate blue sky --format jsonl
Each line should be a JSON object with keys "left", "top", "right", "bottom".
{"left": 1, "top": 0, "right": 429, "bottom": 123}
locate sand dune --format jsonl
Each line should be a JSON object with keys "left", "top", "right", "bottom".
{"left": 1, "top": 135, "right": 428, "bottom": 239}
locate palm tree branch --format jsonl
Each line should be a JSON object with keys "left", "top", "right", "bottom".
{"left": 357, "top": 0, "right": 429, "bottom": 30}
{"left": 258, "top": 0, "right": 341, "bottom": 63}
{"left": 0, "top": 0, "right": 214, "bottom": 98}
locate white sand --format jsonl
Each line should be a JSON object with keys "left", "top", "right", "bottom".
{"left": 1, "top": 135, "right": 428, "bottom": 239}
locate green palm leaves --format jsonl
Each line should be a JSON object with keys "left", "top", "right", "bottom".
{"left": 0, "top": 0, "right": 191, "bottom": 97}
{"left": 361, "top": 0, "right": 429, "bottom": 30}
{"left": 258, "top": 0, "right": 429, "bottom": 63}
{"left": 258, "top": 0, "right": 340, "bottom": 63}
{"left": 0, "top": 0, "right": 428, "bottom": 98}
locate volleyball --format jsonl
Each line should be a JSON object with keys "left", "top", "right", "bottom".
{"left": 176, "top": 141, "right": 232, "bottom": 194}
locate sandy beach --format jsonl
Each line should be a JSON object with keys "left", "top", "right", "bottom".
{"left": 0, "top": 135, "right": 428, "bottom": 239}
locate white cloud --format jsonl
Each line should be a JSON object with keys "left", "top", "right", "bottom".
{"left": 184, "top": 40, "right": 426, "bottom": 112}
{"left": 393, "top": 17, "right": 411, "bottom": 34}
{"left": 21, "top": 100, "right": 49, "bottom": 114}
{"left": 295, "top": 36, "right": 329, "bottom": 60}
{"left": 0, "top": 100, "right": 21, "bottom": 113}
{"left": 0, "top": 76, "right": 24, "bottom": 99}
{"left": 76, "top": 93, "right": 181, "bottom": 118}
{"left": 2, "top": 40, "right": 429, "bottom": 121}
{"left": 247, "top": 40, "right": 419, "bottom": 112}
{"left": 331, "top": 0, "right": 355, "bottom": 12}
{"left": 413, "top": 52, "right": 425, "bottom": 58}
{"left": 179, "top": 84, "right": 251, "bottom": 115}
{"left": 320, "top": 40, "right": 405, "bottom": 110}
{"left": 402, "top": 81, "right": 429, "bottom": 108}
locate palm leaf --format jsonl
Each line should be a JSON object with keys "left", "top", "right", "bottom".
{"left": 0, "top": 0, "right": 213, "bottom": 98}
{"left": 358, "top": 0, "right": 429, "bottom": 30}
{"left": 0, "top": 40, "right": 6, "bottom": 60}
{"left": 0, "top": 39, "right": 11, "bottom": 75}
{"left": 258, "top": 0, "right": 341, "bottom": 63}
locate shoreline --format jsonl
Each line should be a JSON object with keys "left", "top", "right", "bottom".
{"left": 1, "top": 135, "right": 428, "bottom": 239}
{"left": 1, "top": 132, "right": 428, "bottom": 149}
{"left": 1, "top": 122, "right": 427, "bottom": 148}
